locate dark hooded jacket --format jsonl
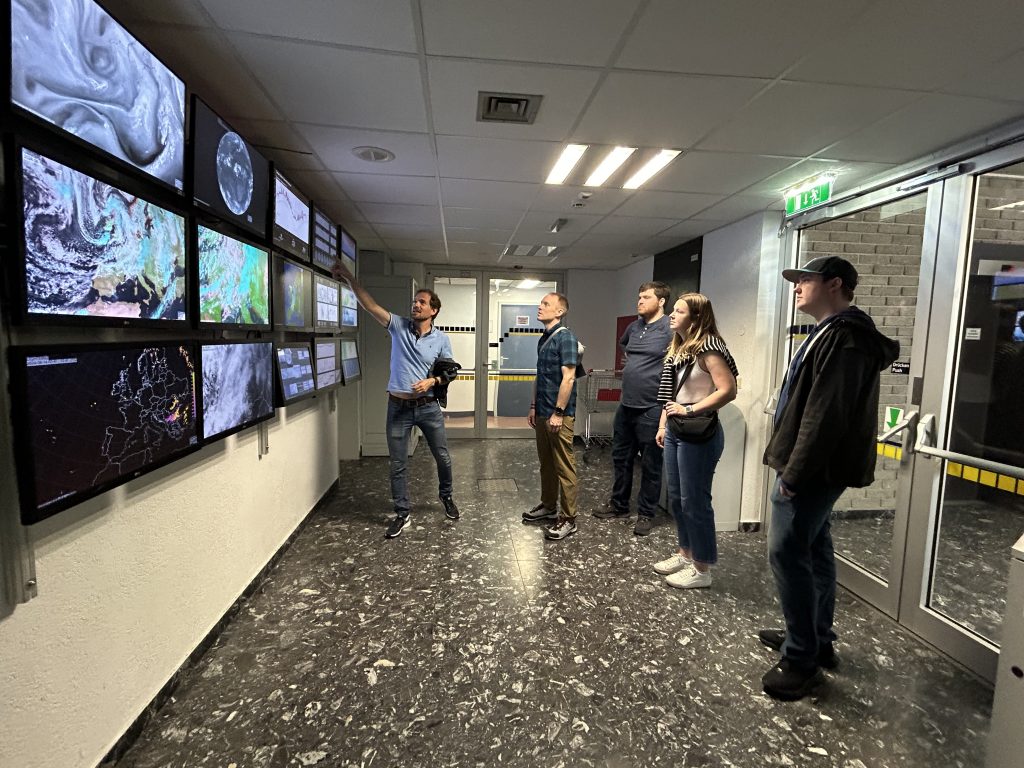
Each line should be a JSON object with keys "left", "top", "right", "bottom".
{"left": 763, "top": 306, "right": 900, "bottom": 491}
{"left": 430, "top": 358, "right": 461, "bottom": 408}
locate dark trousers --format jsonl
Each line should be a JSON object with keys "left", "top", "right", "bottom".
{"left": 610, "top": 404, "right": 662, "bottom": 517}
{"left": 386, "top": 399, "right": 453, "bottom": 516}
{"left": 768, "top": 477, "right": 846, "bottom": 665}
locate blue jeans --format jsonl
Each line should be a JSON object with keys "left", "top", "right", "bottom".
{"left": 386, "top": 399, "right": 453, "bottom": 517}
{"left": 610, "top": 404, "right": 662, "bottom": 517}
{"left": 768, "top": 477, "right": 846, "bottom": 665}
{"left": 663, "top": 424, "right": 724, "bottom": 565}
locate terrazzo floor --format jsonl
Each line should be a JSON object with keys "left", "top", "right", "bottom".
{"left": 115, "top": 439, "right": 994, "bottom": 768}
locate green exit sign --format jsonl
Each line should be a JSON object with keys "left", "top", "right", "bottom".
{"left": 784, "top": 176, "right": 835, "bottom": 216}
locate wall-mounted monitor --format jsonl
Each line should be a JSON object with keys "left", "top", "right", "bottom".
{"left": 9, "top": 343, "right": 199, "bottom": 524}
{"left": 192, "top": 96, "right": 270, "bottom": 237}
{"left": 273, "top": 171, "right": 310, "bottom": 261}
{"left": 274, "top": 342, "right": 316, "bottom": 405}
{"left": 314, "top": 339, "right": 342, "bottom": 391}
{"left": 313, "top": 274, "right": 341, "bottom": 332}
{"left": 200, "top": 341, "right": 274, "bottom": 442}
{"left": 272, "top": 255, "right": 313, "bottom": 331}
{"left": 1015, "top": 310, "right": 1024, "bottom": 342}
{"left": 312, "top": 206, "right": 338, "bottom": 273}
{"left": 340, "top": 339, "right": 361, "bottom": 384}
{"left": 196, "top": 224, "right": 270, "bottom": 330}
{"left": 11, "top": 0, "right": 185, "bottom": 192}
{"left": 339, "top": 226, "right": 357, "bottom": 275}
{"left": 341, "top": 284, "right": 358, "bottom": 329}
{"left": 19, "top": 147, "right": 187, "bottom": 326}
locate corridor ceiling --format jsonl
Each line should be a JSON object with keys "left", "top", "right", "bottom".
{"left": 103, "top": 0, "right": 1024, "bottom": 269}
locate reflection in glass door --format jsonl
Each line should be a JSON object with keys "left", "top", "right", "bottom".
{"left": 432, "top": 276, "right": 478, "bottom": 433}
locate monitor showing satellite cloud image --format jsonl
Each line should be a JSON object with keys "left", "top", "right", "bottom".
{"left": 341, "top": 339, "right": 361, "bottom": 384}
{"left": 20, "top": 148, "right": 187, "bottom": 323}
{"left": 273, "top": 256, "right": 312, "bottom": 330}
{"left": 11, "top": 0, "right": 186, "bottom": 190}
{"left": 13, "top": 343, "right": 198, "bottom": 522}
{"left": 341, "top": 284, "right": 358, "bottom": 328}
{"left": 276, "top": 344, "right": 316, "bottom": 404}
{"left": 197, "top": 225, "right": 270, "bottom": 328}
{"left": 201, "top": 342, "right": 274, "bottom": 441}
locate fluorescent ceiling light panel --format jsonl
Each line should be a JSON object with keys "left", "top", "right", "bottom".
{"left": 546, "top": 144, "right": 588, "bottom": 185}
{"left": 517, "top": 279, "right": 540, "bottom": 289}
{"left": 585, "top": 146, "right": 637, "bottom": 187}
{"left": 623, "top": 149, "right": 681, "bottom": 189}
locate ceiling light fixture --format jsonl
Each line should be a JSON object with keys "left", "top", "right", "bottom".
{"left": 517, "top": 279, "right": 540, "bottom": 289}
{"left": 623, "top": 149, "right": 681, "bottom": 189}
{"left": 585, "top": 146, "right": 636, "bottom": 187}
{"left": 549, "top": 218, "right": 567, "bottom": 234}
{"left": 546, "top": 144, "right": 588, "bottom": 184}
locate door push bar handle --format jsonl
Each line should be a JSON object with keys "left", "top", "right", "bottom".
{"left": 914, "top": 413, "right": 1024, "bottom": 481}
{"left": 877, "top": 410, "right": 918, "bottom": 443}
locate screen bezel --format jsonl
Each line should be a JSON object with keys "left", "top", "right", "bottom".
{"left": 12, "top": 140, "right": 190, "bottom": 330}
{"left": 194, "top": 221, "right": 273, "bottom": 332}
{"left": 274, "top": 341, "right": 318, "bottom": 406}
{"left": 190, "top": 94, "right": 270, "bottom": 239}
{"left": 272, "top": 169, "right": 311, "bottom": 262}
{"left": 312, "top": 273, "right": 342, "bottom": 333}
{"left": 8, "top": 0, "right": 187, "bottom": 196}
{"left": 198, "top": 339, "right": 276, "bottom": 444}
{"left": 340, "top": 338, "right": 362, "bottom": 385}
{"left": 7, "top": 340, "right": 201, "bottom": 525}
{"left": 313, "top": 337, "right": 343, "bottom": 392}
{"left": 311, "top": 204, "right": 339, "bottom": 274}
{"left": 272, "top": 253, "right": 315, "bottom": 332}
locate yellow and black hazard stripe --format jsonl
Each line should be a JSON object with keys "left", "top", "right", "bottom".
{"left": 876, "top": 442, "right": 1024, "bottom": 495}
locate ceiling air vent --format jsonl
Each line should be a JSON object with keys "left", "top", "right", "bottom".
{"left": 352, "top": 146, "right": 395, "bottom": 163}
{"left": 477, "top": 91, "right": 542, "bottom": 124}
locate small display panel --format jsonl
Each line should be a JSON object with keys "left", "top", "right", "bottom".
{"left": 341, "top": 339, "right": 361, "bottom": 384}
{"left": 314, "top": 339, "right": 341, "bottom": 391}
{"left": 314, "top": 274, "right": 340, "bottom": 330}
{"left": 273, "top": 172, "right": 310, "bottom": 261}
{"left": 275, "top": 343, "right": 316, "bottom": 404}
{"left": 1015, "top": 310, "right": 1024, "bottom": 342}
{"left": 312, "top": 207, "right": 338, "bottom": 273}
{"left": 192, "top": 97, "right": 270, "bottom": 237}
{"left": 197, "top": 225, "right": 270, "bottom": 328}
{"left": 200, "top": 341, "right": 274, "bottom": 442}
{"left": 20, "top": 147, "right": 187, "bottom": 324}
{"left": 272, "top": 255, "right": 313, "bottom": 331}
{"left": 340, "top": 226, "right": 357, "bottom": 276}
{"left": 10, "top": 343, "right": 198, "bottom": 523}
{"left": 11, "top": 0, "right": 185, "bottom": 190}
{"left": 341, "top": 284, "right": 358, "bottom": 328}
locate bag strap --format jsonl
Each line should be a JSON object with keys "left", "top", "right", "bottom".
{"left": 539, "top": 325, "right": 567, "bottom": 351}
{"left": 672, "top": 359, "right": 695, "bottom": 400}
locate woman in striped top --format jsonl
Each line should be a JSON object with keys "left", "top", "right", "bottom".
{"left": 653, "top": 293, "right": 738, "bottom": 589}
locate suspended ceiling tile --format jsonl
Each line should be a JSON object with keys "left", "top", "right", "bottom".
{"left": 588, "top": 216, "right": 680, "bottom": 237}
{"left": 198, "top": 0, "right": 417, "bottom": 52}
{"left": 573, "top": 72, "right": 768, "bottom": 148}
{"left": 699, "top": 80, "right": 918, "bottom": 157}
{"left": 529, "top": 185, "right": 632, "bottom": 216}
{"left": 746, "top": 159, "right": 901, "bottom": 198}
{"left": 295, "top": 125, "right": 436, "bottom": 176}
{"left": 821, "top": 95, "right": 1024, "bottom": 165}
{"left": 444, "top": 208, "right": 525, "bottom": 230}
{"left": 421, "top": 0, "right": 642, "bottom": 66}
{"left": 613, "top": 190, "right": 724, "bottom": 219}
{"left": 281, "top": 170, "right": 348, "bottom": 203}
{"left": 445, "top": 227, "right": 515, "bottom": 245}
{"left": 647, "top": 151, "right": 801, "bottom": 195}
{"left": 436, "top": 136, "right": 564, "bottom": 183}
{"left": 359, "top": 203, "right": 442, "bottom": 227}
{"left": 516, "top": 211, "right": 604, "bottom": 236}
{"left": 229, "top": 34, "right": 427, "bottom": 131}
{"left": 689, "top": 194, "right": 779, "bottom": 222}
{"left": 374, "top": 222, "right": 443, "bottom": 240}
{"left": 657, "top": 220, "right": 724, "bottom": 240}
{"left": 318, "top": 201, "right": 366, "bottom": 226}
{"left": 439, "top": 179, "right": 539, "bottom": 210}
{"left": 941, "top": 49, "right": 1024, "bottom": 103}
{"left": 103, "top": 0, "right": 210, "bottom": 26}
{"left": 446, "top": 242, "right": 506, "bottom": 259}
{"left": 617, "top": 0, "right": 869, "bottom": 78}
{"left": 379, "top": 237, "right": 445, "bottom": 250}
{"left": 332, "top": 173, "right": 439, "bottom": 206}
{"left": 427, "top": 58, "right": 600, "bottom": 142}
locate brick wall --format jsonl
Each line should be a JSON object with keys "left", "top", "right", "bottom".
{"left": 973, "top": 174, "right": 1024, "bottom": 246}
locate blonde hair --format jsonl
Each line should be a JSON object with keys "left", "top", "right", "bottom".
{"left": 666, "top": 293, "right": 725, "bottom": 363}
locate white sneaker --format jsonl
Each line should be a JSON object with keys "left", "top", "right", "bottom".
{"left": 653, "top": 553, "right": 692, "bottom": 576}
{"left": 665, "top": 565, "right": 712, "bottom": 589}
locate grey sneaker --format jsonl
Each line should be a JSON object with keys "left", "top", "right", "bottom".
{"left": 544, "top": 517, "right": 577, "bottom": 540}
{"left": 633, "top": 515, "right": 655, "bottom": 536}
{"left": 523, "top": 503, "right": 557, "bottom": 523}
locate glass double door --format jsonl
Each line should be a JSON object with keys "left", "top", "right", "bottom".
{"left": 428, "top": 269, "right": 563, "bottom": 437}
{"left": 783, "top": 149, "right": 1024, "bottom": 681}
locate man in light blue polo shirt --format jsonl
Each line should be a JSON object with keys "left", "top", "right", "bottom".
{"left": 333, "top": 263, "right": 458, "bottom": 538}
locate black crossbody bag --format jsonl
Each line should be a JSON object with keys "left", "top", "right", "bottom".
{"left": 666, "top": 359, "right": 719, "bottom": 443}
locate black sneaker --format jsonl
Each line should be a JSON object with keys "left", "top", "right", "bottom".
{"left": 441, "top": 496, "right": 460, "bottom": 520}
{"left": 633, "top": 515, "right": 655, "bottom": 536}
{"left": 762, "top": 658, "right": 823, "bottom": 701}
{"left": 544, "top": 517, "right": 577, "bottom": 540}
{"left": 758, "top": 629, "right": 838, "bottom": 670}
{"left": 523, "top": 503, "right": 557, "bottom": 523}
{"left": 384, "top": 515, "right": 411, "bottom": 538}
{"left": 592, "top": 502, "right": 630, "bottom": 519}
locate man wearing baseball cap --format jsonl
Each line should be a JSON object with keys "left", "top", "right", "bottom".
{"left": 759, "top": 255, "right": 899, "bottom": 700}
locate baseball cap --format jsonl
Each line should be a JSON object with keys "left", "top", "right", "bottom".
{"left": 782, "top": 255, "right": 858, "bottom": 291}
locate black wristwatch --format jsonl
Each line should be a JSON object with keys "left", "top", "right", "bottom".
{"left": 553, "top": 406, "right": 565, "bottom": 416}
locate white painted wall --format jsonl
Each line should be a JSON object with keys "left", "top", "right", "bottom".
{"left": 0, "top": 396, "right": 348, "bottom": 768}
{"left": 700, "top": 212, "right": 784, "bottom": 525}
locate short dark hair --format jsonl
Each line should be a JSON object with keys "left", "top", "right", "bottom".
{"left": 551, "top": 292, "right": 569, "bottom": 314}
{"left": 639, "top": 281, "right": 671, "bottom": 306}
{"left": 417, "top": 289, "right": 441, "bottom": 318}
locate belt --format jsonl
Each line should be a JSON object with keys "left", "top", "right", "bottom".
{"left": 389, "top": 393, "right": 436, "bottom": 408}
